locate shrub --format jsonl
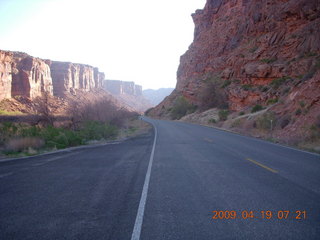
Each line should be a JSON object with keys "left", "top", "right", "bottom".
{"left": 261, "top": 86, "right": 269, "bottom": 92}
{"left": 198, "top": 75, "right": 228, "bottom": 110}
{"left": 208, "top": 118, "right": 217, "bottom": 124}
{"left": 269, "top": 77, "right": 290, "bottom": 89}
{"left": 295, "top": 109, "right": 302, "bottom": 115}
{"left": 170, "top": 96, "right": 196, "bottom": 120}
{"left": 251, "top": 104, "right": 264, "bottom": 113}
{"left": 309, "top": 125, "right": 320, "bottom": 141}
{"left": 239, "top": 111, "right": 245, "bottom": 116}
{"left": 80, "top": 121, "right": 118, "bottom": 141}
{"left": 282, "top": 87, "right": 291, "bottom": 94}
{"left": 261, "top": 58, "right": 277, "bottom": 64}
{"left": 299, "top": 101, "right": 305, "bottom": 108}
{"left": 221, "top": 80, "right": 231, "bottom": 88}
{"left": 218, "top": 110, "right": 229, "bottom": 121}
{"left": 267, "top": 98, "right": 278, "bottom": 105}
{"left": 241, "top": 84, "right": 253, "bottom": 91}
{"left": 231, "top": 119, "right": 242, "bottom": 128}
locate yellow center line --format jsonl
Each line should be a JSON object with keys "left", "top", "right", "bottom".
{"left": 246, "top": 158, "right": 278, "bottom": 173}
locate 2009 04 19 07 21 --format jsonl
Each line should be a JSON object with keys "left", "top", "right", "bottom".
{"left": 211, "top": 210, "right": 307, "bottom": 220}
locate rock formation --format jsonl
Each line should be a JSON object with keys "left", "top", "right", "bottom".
{"left": 150, "top": 0, "right": 320, "bottom": 145}
{"left": 0, "top": 50, "right": 13, "bottom": 100}
{"left": 143, "top": 88, "right": 174, "bottom": 106}
{"left": 103, "top": 80, "right": 142, "bottom": 96}
{"left": 152, "top": 0, "right": 319, "bottom": 110}
{"left": 11, "top": 52, "right": 53, "bottom": 99}
{"left": 103, "top": 80, "right": 151, "bottom": 113}
{"left": 0, "top": 50, "right": 105, "bottom": 100}
{"left": 50, "top": 62, "right": 104, "bottom": 97}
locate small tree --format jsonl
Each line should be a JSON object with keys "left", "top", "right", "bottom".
{"left": 34, "top": 91, "right": 54, "bottom": 126}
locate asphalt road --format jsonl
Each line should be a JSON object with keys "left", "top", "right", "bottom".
{"left": 0, "top": 117, "right": 320, "bottom": 239}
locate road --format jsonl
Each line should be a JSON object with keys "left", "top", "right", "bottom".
{"left": 0, "top": 117, "right": 319, "bottom": 239}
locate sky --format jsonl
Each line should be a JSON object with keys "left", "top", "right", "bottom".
{"left": 0, "top": 0, "right": 206, "bottom": 90}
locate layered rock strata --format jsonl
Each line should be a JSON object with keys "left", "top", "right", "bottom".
{"left": 103, "top": 80, "right": 142, "bottom": 96}
{"left": 152, "top": 0, "right": 320, "bottom": 112}
{"left": 0, "top": 50, "right": 13, "bottom": 100}
{"left": 0, "top": 50, "right": 105, "bottom": 100}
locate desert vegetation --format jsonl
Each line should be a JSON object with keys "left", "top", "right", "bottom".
{"left": 0, "top": 92, "right": 140, "bottom": 157}
{"left": 170, "top": 96, "right": 197, "bottom": 120}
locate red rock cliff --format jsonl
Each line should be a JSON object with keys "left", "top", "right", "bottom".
{"left": 11, "top": 52, "right": 53, "bottom": 99}
{"left": 152, "top": 0, "right": 319, "bottom": 116}
{"left": 103, "top": 80, "right": 142, "bottom": 96}
{"left": 149, "top": 0, "right": 320, "bottom": 146}
{"left": 0, "top": 50, "right": 105, "bottom": 100}
{"left": 50, "top": 62, "right": 104, "bottom": 97}
{"left": 0, "top": 50, "right": 13, "bottom": 100}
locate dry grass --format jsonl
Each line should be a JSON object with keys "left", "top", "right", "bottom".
{"left": 5, "top": 137, "right": 44, "bottom": 152}
{"left": 117, "top": 118, "right": 152, "bottom": 139}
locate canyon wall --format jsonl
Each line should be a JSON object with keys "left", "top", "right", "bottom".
{"left": 153, "top": 0, "right": 319, "bottom": 112}
{"left": 103, "top": 80, "right": 151, "bottom": 113}
{"left": 0, "top": 51, "right": 13, "bottom": 100}
{"left": 11, "top": 52, "right": 53, "bottom": 99}
{"left": 0, "top": 50, "right": 105, "bottom": 100}
{"left": 103, "top": 80, "right": 142, "bottom": 96}
{"left": 50, "top": 62, "right": 104, "bottom": 97}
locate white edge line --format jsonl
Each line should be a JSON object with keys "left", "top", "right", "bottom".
{"left": 131, "top": 119, "right": 157, "bottom": 240}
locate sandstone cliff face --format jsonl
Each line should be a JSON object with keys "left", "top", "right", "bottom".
{"left": 103, "top": 80, "right": 142, "bottom": 96}
{"left": 11, "top": 52, "right": 53, "bottom": 99}
{"left": 0, "top": 51, "right": 13, "bottom": 100}
{"left": 153, "top": 0, "right": 319, "bottom": 110}
{"left": 103, "top": 80, "right": 151, "bottom": 113}
{"left": 0, "top": 50, "right": 105, "bottom": 100}
{"left": 174, "top": 0, "right": 320, "bottom": 110}
{"left": 50, "top": 62, "right": 104, "bottom": 97}
{"left": 150, "top": 0, "right": 320, "bottom": 144}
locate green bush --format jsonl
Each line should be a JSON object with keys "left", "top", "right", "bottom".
{"left": 1, "top": 121, "right": 119, "bottom": 153}
{"left": 261, "top": 58, "right": 277, "bottom": 64}
{"left": 299, "top": 101, "right": 305, "bottom": 108}
{"left": 221, "top": 80, "right": 231, "bottom": 88}
{"left": 170, "top": 96, "right": 196, "bottom": 120}
{"left": 241, "top": 84, "right": 253, "bottom": 91}
{"left": 218, "top": 110, "right": 229, "bottom": 121}
{"left": 295, "top": 109, "right": 302, "bottom": 115}
{"left": 267, "top": 98, "right": 278, "bottom": 105}
{"left": 198, "top": 74, "right": 229, "bottom": 110}
{"left": 80, "top": 121, "right": 118, "bottom": 141}
{"left": 208, "top": 118, "right": 217, "bottom": 124}
{"left": 251, "top": 104, "right": 264, "bottom": 113}
{"left": 239, "top": 111, "right": 245, "bottom": 116}
{"left": 269, "top": 77, "right": 290, "bottom": 89}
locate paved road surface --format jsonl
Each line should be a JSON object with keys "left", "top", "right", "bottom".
{"left": 0, "top": 117, "right": 319, "bottom": 239}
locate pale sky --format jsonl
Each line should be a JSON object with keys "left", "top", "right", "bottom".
{"left": 0, "top": 0, "right": 206, "bottom": 90}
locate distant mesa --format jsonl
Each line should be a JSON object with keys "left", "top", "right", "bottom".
{"left": 142, "top": 88, "right": 174, "bottom": 106}
{"left": 103, "top": 80, "right": 152, "bottom": 113}
{"left": 103, "top": 80, "right": 142, "bottom": 96}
